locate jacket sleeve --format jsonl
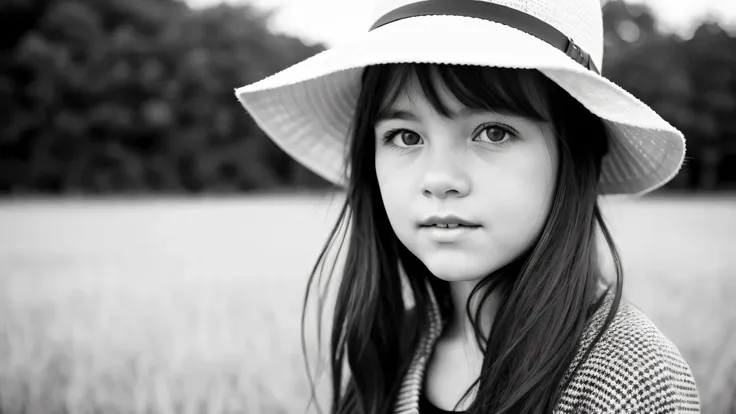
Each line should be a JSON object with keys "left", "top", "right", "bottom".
{"left": 554, "top": 302, "right": 701, "bottom": 414}
{"left": 625, "top": 329, "right": 701, "bottom": 413}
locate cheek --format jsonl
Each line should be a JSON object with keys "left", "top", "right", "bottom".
{"left": 492, "top": 143, "right": 558, "bottom": 243}
{"left": 375, "top": 154, "right": 423, "bottom": 251}
{"left": 375, "top": 149, "right": 407, "bottom": 185}
{"left": 375, "top": 159, "right": 408, "bottom": 224}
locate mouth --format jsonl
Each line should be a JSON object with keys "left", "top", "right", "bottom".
{"left": 418, "top": 216, "right": 481, "bottom": 242}
{"left": 420, "top": 223, "right": 481, "bottom": 229}
{"left": 418, "top": 215, "right": 481, "bottom": 229}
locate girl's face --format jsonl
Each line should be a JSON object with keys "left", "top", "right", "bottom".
{"left": 374, "top": 72, "right": 559, "bottom": 282}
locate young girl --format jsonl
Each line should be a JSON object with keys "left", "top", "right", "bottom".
{"left": 236, "top": 0, "right": 700, "bottom": 412}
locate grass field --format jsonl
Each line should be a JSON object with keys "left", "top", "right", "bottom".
{"left": 0, "top": 193, "right": 734, "bottom": 414}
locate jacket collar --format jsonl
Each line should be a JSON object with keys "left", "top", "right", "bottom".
{"left": 394, "top": 279, "right": 444, "bottom": 414}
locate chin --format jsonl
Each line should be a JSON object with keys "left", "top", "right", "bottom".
{"left": 422, "top": 259, "right": 494, "bottom": 283}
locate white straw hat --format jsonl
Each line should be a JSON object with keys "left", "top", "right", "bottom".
{"left": 235, "top": 0, "right": 686, "bottom": 195}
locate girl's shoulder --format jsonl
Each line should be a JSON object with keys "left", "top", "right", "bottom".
{"left": 557, "top": 292, "right": 701, "bottom": 413}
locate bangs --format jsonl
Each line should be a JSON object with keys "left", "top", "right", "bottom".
{"left": 372, "top": 64, "right": 553, "bottom": 123}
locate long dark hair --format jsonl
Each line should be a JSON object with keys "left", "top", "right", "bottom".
{"left": 301, "top": 63, "right": 623, "bottom": 414}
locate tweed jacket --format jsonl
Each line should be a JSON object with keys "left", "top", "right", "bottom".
{"left": 393, "top": 287, "right": 701, "bottom": 414}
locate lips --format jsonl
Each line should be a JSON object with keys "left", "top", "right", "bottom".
{"left": 423, "top": 223, "right": 478, "bottom": 229}
{"left": 427, "top": 223, "right": 463, "bottom": 229}
{"left": 418, "top": 216, "right": 481, "bottom": 242}
{"left": 418, "top": 215, "right": 481, "bottom": 228}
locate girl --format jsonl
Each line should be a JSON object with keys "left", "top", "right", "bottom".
{"left": 236, "top": 0, "right": 700, "bottom": 413}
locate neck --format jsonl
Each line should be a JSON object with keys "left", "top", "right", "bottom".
{"left": 442, "top": 279, "right": 504, "bottom": 349}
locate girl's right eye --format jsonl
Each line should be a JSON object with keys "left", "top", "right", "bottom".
{"left": 383, "top": 129, "right": 424, "bottom": 148}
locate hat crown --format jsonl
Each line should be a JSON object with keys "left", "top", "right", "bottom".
{"left": 370, "top": 0, "right": 604, "bottom": 70}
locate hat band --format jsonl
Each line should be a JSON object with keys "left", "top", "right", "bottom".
{"left": 369, "top": 0, "right": 599, "bottom": 74}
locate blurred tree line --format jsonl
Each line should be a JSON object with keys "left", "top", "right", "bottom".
{"left": 602, "top": 1, "right": 736, "bottom": 192}
{"left": 0, "top": 0, "right": 734, "bottom": 195}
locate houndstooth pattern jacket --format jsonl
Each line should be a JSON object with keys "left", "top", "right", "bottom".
{"left": 393, "top": 286, "right": 701, "bottom": 414}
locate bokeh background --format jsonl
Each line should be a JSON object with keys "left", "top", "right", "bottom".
{"left": 0, "top": 0, "right": 735, "bottom": 413}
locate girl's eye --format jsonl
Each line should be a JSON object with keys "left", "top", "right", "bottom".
{"left": 473, "top": 125, "right": 514, "bottom": 144}
{"left": 384, "top": 130, "right": 424, "bottom": 147}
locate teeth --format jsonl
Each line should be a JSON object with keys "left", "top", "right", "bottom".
{"left": 436, "top": 223, "right": 448, "bottom": 228}
{"left": 447, "top": 223, "right": 459, "bottom": 229}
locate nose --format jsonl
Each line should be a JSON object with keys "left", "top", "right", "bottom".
{"left": 420, "top": 149, "right": 471, "bottom": 199}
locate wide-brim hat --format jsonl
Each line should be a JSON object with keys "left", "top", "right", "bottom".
{"left": 234, "top": 0, "right": 685, "bottom": 195}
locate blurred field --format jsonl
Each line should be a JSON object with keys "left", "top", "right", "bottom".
{"left": 0, "top": 194, "right": 734, "bottom": 414}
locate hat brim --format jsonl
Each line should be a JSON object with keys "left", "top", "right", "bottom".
{"left": 235, "top": 15, "right": 685, "bottom": 195}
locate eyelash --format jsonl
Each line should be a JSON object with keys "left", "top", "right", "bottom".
{"left": 381, "top": 123, "right": 518, "bottom": 150}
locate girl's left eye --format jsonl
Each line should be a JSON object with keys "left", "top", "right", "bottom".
{"left": 472, "top": 125, "right": 515, "bottom": 144}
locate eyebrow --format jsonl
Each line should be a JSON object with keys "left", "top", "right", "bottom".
{"left": 375, "top": 107, "right": 503, "bottom": 124}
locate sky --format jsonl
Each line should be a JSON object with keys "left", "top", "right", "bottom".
{"left": 185, "top": 0, "right": 736, "bottom": 47}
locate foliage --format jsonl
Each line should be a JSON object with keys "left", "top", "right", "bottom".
{"left": 601, "top": 1, "right": 736, "bottom": 191}
{"left": 0, "top": 0, "right": 734, "bottom": 194}
{"left": 0, "top": 0, "right": 327, "bottom": 194}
